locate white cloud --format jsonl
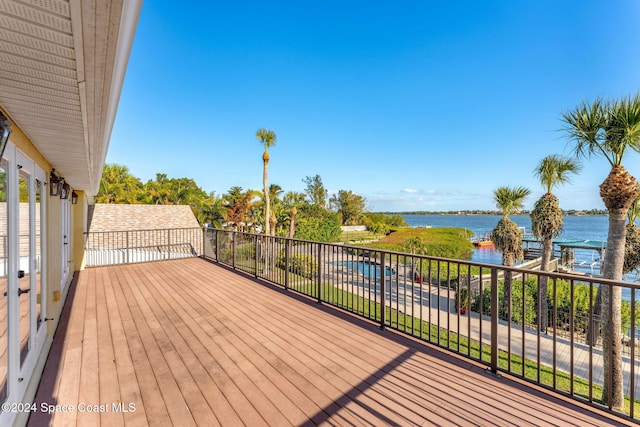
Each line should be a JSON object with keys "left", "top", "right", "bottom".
{"left": 402, "top": 188, "right": 419, "bottom": 193}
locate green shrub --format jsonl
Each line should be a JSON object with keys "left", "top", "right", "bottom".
{"left": 277, "top": 251, "right": 318, "bottom": 279}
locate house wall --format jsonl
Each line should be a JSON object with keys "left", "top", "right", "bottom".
{"left": 73, "top": 191, "right": 88, "bottom": 270}
{"left": 3, "top": 119, "right": 87, "bottom": 424}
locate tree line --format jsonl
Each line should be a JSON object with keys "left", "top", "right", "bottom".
{"left": 95, "top": 165, "right": 372, "bottom": 242}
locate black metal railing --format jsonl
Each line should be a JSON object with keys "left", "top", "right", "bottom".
{"left": 84, "top": 228, "right": 203, "bottom": 267}
{"left": 202, "top": 228, "right": 640, "bottom": 421}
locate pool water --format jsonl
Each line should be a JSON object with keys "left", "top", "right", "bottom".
{"left": 333, "top": 260, "right": 394, "bottom": 278}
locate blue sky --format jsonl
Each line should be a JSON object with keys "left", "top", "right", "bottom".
{"left": 108, "top": 1, "right": 640, "bottom": 212}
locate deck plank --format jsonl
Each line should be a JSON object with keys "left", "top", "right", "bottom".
{"left": 109, "top": 266, "right": 173, "bottom": 427}
{"left": 29, "top": 258, "right": 632, "bottom": 426}
{"left": 101, "top": 267, "right": 148, "bottom": 427}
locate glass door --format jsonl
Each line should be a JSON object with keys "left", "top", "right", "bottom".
{"left": 0, "top": 146, "right": 46, "bottom": 425}
{"left": 14, "top": 150, "right": 46, "bottom": 393}
{"left": 0, "top": 158, "right": 8, "bottom": 408}
{"left": 18, "top": 166, "right": 31, "bottom": 366}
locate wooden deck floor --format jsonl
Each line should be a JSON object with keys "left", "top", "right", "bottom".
{"left": 29, "top": 258, "right": 631, "bottom": 426}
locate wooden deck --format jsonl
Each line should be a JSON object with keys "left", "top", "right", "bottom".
{"left": 29, "top": 258, "right": 630, "bottom": 426}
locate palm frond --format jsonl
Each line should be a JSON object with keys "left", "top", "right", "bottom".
{"left": 533, "top": 154, "right": 581, "bottom": 193}
{"left": 627, "top": 187, "right": 640, "bottom": 224}
{"left": 560, "top": 98, "right": 616, "bottom": 166}
{"left": 493, "top": 186, "right": 531, "bottom": 217}
{"left": 606, "top": 94, "right": 640, "bottom": 161}
{"left": 256, "top": 128, "right": 277, "bottom": 150}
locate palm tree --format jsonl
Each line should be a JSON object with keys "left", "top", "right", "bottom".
{"left": 282, "top": 191, "right": 306, "bottom": 238}
{"left": 202, "top": 192, "right": 227, "bottom": 229}
{"left": 403, "top": 236, "right": 427, "bottom": 282}
{"left": 561, "top": 94, "right": 640, "bottom": 409}
{"left": 268, "top": 184, "right": 284, "bottom": 234}
{"left": 624, "top": 189, "right": 640, "bottom": 274}
{"left": 256, "top": 128, "right": 277, "bottom": 235}
{"left": 530, "top": 155, "right": 581, "bottom": 332}
{"left": 96, "top": 163, "right": 142, "bottom": 203}
{"left": 491, "top": 186, "right": 531, "bottom": 318}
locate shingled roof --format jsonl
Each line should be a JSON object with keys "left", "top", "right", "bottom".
{"left": 88, "top": 204, "right": 200, "bottom": 232}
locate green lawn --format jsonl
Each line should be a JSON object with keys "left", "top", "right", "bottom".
{"left": 226, "top": 253, "right": 639, "bottom": 417}
{"left": 289, "top": 280, "right": 640, "bottom": 416}
{"left": 340, "top": 229, "right": 383, "bottom": 242}
{"left": 353, "top": 227, "right": 474, "bottom": 260}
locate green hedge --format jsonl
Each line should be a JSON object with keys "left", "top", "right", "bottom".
{"left": 277, "top": 251, "right": 318, "bottom": 279}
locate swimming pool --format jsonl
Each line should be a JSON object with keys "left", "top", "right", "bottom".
{"left": 333, "top": 260, "right": 394, "bottom": 279}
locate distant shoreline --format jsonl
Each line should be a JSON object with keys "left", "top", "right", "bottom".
{"left": 376, "top": 210, "right": 608, "bottom": 216}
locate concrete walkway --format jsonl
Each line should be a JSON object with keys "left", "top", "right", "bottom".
{"left": 323, "top": 264, "right": 640, "bottom": 399}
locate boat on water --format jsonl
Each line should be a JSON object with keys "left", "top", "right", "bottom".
{"left": 472, "top": 232, "right": 494, "bottom": 248}
{"left": 475, "top": 240, "right": 494, "bottom": 248}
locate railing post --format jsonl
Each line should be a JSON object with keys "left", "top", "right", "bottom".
{"left": 380, "top": 253, "right": 386, "bottom": 330}
{"left": 126, "top": 231, "right": 129, "bottom": 264}
{"left": 167, "top": 229, "right": 171, "bottom": 260}
{"left": 488, "top": 266, "right": 501, "bottom": 376}
{"left": 232, "top": 231, "right": 236, "bottom": 269}
{"left": 255, "top": 235, "right": 259, "bottom": 278}
{"left": 215, "top": 229, "right": 219, "bottom": 262}
{"left": 284, "top": 238, "right": 290, "bottom": 291}
{"left": 316, "top": 242, "right": 322, "bottom": 303}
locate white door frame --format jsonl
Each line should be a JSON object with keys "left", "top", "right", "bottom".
{"left": 0, "top": 144, "right": 47, "bottom": 425}
{"left": 60, "top": 197, "right": 70, "bottom": 290}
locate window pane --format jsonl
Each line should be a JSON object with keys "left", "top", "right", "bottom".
{"left": 0, "top": 160, "right": 7, "bottom": 403}
{"left": 18, "top": 169, "right": 29, "bottom": 366}
{"left": 35, "top": 179, "right": 42, "bottom": 331}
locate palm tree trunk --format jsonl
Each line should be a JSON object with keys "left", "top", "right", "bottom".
{"left": 263, "top": 157, "right": 271, "bottom": 236}
{"left": 539, "top": 237, "right": 553, "bottom": 333}
{"left": 269, "top": 211, "right": 277, "bottom": 236}
{"left": 502, "top": 253, "right": 514, "bottom": 320}
{"left": 600, "top": 209, "right": 626, "bottom": 410}
{"left": 288, "top": 207, "right": 297, "bottom": 239}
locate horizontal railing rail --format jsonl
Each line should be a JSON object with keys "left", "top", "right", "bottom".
{"left": 84, "top": 227, "right": 203, "bottom": 267}
{"left": 202, "top": 227, "right": 640, "bottom": 422}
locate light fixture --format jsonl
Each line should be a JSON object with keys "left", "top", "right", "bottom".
{"left": 49, "top": 169, "right": 64, "bottom": 197}
{"left": 61, "top": 183, "right": 70, "bottom": 200}
{"left": 71, "top": 191, "right": 78, "bottom": 204}
{"left": 0, "top": 112, "right": 11, "bottom": 160}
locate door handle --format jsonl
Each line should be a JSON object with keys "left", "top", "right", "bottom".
{"left": 18, "top": 270, "right": 24, "bottom": 278}
{"left": 3, "top": 288, "right": 30, "bottom": 297}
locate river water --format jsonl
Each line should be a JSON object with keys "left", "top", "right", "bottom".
{"left": 401, "top": 213, "right": 609, "bottom": 267}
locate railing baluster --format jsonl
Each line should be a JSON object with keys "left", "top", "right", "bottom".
{"left": 380, "top": 253, "right": 386, "bottom": 330}
{"left": 232, "top": 231, "right": 237, "bottom": 269}
{"left": 79, "top": 227, "right": 640, "bottom": 424}
{"left": 215, "top": 229, "right": 220, "bottom": 262}
{"left": 284, "top": 238, "right": 290, "bottom": 291}
{"left": 631, "top": 290, "right": 636, "bottom": 418}
{"left": 489, "top": 266, "right": 499, "bottom": 376}
{"left": 316, "top": 242, "right": 322, "bottom": 304}
{"left": 255, "top": 235, "right": 259, "bottom": 278}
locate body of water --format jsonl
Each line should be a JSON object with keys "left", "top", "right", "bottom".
{"left": 400, "top": 213, "right": 640, "bottom": 302}
{"left": 401, "top": 213, "right": 609, "bottom": 267}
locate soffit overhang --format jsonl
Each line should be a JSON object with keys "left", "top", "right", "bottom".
{"left": 0, "top": 0, "right": 142, "bottom": 197}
